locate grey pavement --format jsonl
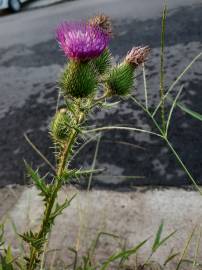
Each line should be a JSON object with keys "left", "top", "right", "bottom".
{"left": 0, "top": 0, "right": 202, "bottom": 187}
{"left": 1, "top": 186, "right": 202, "bottom": 269}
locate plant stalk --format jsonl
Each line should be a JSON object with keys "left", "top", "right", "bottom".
{"left": 27, "top": 112, "right": 84, "bottom": 270}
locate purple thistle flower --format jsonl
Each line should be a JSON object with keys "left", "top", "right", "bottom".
{"left": 56, "top": 22, "right": 109, "bottom": 61}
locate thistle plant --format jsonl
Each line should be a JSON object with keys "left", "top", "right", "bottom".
{"left": 16, "top": 15, "right": 150, "bottom": 270}
{"left": 0, "top": 6, "right": 201, "bottom": 270}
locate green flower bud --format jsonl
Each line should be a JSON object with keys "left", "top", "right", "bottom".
{"left": 50, "top": 109, "right": 73, "bottom": 141}
{"left": 106, "top": 62, "right": 134, "bottom": 96}
{"left": 93, "top": 49, "right": 112, "bottom": 75}
{"left": 59, "top": 61, "right": 97, "bottom": 98}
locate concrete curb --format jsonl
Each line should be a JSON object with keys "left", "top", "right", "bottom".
{"left": 1, "top": 186, "right": 202, "bottom": 268}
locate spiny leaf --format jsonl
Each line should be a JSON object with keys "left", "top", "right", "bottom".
{"left": 20, "top": 231, "right": 45, "bottom": 250}
{"left": 25, "top": 162, "right": 48, "bottom": 198}
{"left": 49, "top": 194, "right": 76, "bottom": 220}
{"left": 60, "top": 168, "right": 104, "bottom": 183}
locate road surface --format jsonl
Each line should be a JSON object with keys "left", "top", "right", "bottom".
{"left": 0, "top": 0, "right": 202, "bottom": 188}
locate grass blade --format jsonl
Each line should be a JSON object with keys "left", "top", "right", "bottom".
{"left": 100, "top": 239, "right": 148, "bottom": 270}
{"left": 152, "top": 221, "right": 164, "bottom": 252}
{"left": 178, "top": 103, "right": 202, "bottom": 122}
{"left": 90, "top": 232, "right": 119, "bottom": 258}
{"left": 142, "top": 63, "right": 148, "bottom": 110}
{"left": 84, "top": 126, "right": 163, "bottom": 138}
{"left": 165, "top": 139, "right": 202, "bottom": 195}
{"left": 165, "top": 85, "right": 184, "bottom": 136}
{"left": 87, "top": 133, "right": 102, "bottom": 190}
{"left": 176, "top": 226, "right": 196, "bottom": 270}
{"left": 95, "top": 175, "right": 144, "bottom": 180}
{"left": 69, "top": 133, "right": 101, "bottom": 162}
{"left": 152, "top": 221, "right": 176, "bottom": 253}
{"left": 158, "top": 230, "right": 177, "bottom": 250}
{"left": 153, "top": 52, "right": 202, "bottom": 117}
{"left": 24, "top": 133, "right": 55, "bottom": 172}
{"left": 192, "top": 227, "right": 201, "bottom": 270}
{"left": 164, "top": 252, "right": 180, "bottom": 266}
{"left": 102, "top": 139, "right": 145, "bottom": 150}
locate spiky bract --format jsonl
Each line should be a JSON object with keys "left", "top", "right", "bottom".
{"left": 60, "top": 61, "right": 97, "bottom": 98}
{"left": 51, "top": 109, "right": 74, "bottom": 141}
{"left": 106, "top": 63, "right": 134, "bottom": 96}
{"left": 93, "top": 49, "right": 112, "bottom": 75}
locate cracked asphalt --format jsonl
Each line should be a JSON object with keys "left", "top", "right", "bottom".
{"left": 0, "top": 0, "right": 202, "bottom": 188}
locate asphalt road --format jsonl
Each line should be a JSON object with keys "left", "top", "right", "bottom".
{"left": 0, "top": 0, "right": 202, "bottom": 188}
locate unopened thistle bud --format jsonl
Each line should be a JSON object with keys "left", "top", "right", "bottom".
{"left": 106, "top": 62, "right": 134, "bottom": 96}
{"left": 60, "top": 61, "right": 97, "bottom": 98}
{"left": 89, "top": 14, "right": 112, "bottom": 36}
{"left": 51, "top": 109, "right": 74, "bottom": 141}
{"left": 125, "top": 46, "right": 150, "bottom": 68}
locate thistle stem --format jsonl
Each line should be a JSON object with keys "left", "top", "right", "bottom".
{"left": 27, "top": 112, "right": 84, "bottom": 270}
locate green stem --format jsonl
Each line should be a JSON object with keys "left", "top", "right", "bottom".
{"left": 165, "top": 138, "right": 202, "bottom": 195}
{"left": 27, "top": 112, "right": 84, "bottom": 270}
{"left": 27, "top": 183, "right": 60, "bottom": 270}
{"left": 85, "top": 126, "right": 163, "bottom": 139}
{"left": 159, "top": 2, "right": 167, "bottom": 132}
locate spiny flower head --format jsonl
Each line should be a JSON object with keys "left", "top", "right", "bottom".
{"left": 56, "top": 21, "right": 109, "bottom": 61}
{"left": 106, "top": 63, "right": 134, "bottom": 96}
{"left": 89, "top": 14, "right": 112, "bottom": 36}
{"left": 125, "top": 46, "right": 150, "bottom": 67}
{"left": 60, "top": 61, "right": 97, "bottom": 98}
{"left": 50, "top": 108, "right": 74, "bottom": 141}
